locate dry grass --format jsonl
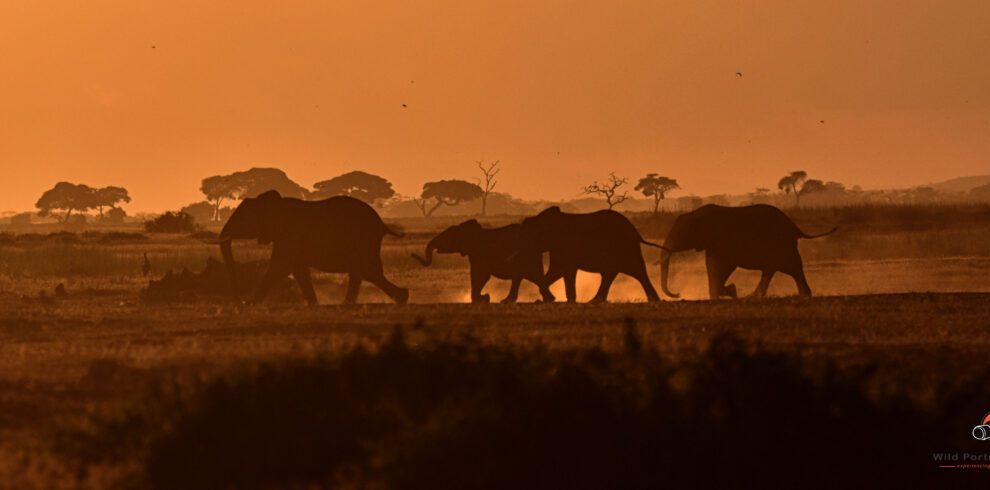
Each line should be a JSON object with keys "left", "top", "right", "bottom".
{"left": 0, "top": 205, "right": 988, "bottom": 487}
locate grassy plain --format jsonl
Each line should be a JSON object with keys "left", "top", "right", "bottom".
{"left": 0, "top": 204, "right": 988, "bottom": 487}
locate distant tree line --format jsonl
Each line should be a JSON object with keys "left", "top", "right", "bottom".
{"left": 35, "top": 182, "right": 130, "bottom": 223}
{"left": 19, "top": 163, "right": 990, "bottom": 228}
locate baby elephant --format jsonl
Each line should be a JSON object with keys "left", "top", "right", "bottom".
{"left": 412, "top": 220, "right": 555, "bottom": 303}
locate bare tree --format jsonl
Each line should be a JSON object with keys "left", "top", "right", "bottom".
{"left": 583, "top": 173, "right": 629, "bottom": 210}
{"left": 476, "top": 160, "right": 499, "bottom": 216}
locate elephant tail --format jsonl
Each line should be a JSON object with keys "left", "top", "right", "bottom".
{"left": 640, "top": 238, "right": 671, "bottom": 252}
{"left": 800, "top": 226, "right": 838, "bottom": 239}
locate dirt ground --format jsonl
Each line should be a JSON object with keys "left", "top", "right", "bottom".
{"left": 1, "top": 213, "right": 989, "bottom": 487}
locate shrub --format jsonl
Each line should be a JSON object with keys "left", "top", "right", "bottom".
{"left": 181, "top": 201, "right": 233, "bottom": 225}
{"left": 103, "top": 207, "right": 127, "bottom": 224}
{"left": 57, "top": 328, "right": 981, "bottom": 489}
{"left": 144, "top": 212, "right": 199, "bottom": 234}
{"left": 10, "top": 212, "right": 33, "bottom": 226}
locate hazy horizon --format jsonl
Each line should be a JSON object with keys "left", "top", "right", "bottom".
{"left": 2, "top": 1, "right": 988, "bottom": 212}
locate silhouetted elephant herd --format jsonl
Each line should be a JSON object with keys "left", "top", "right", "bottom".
{"left": 209, "top": 191, "right": 836, "bottom": 305}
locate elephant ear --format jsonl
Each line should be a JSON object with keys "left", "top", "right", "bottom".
{"left": 456, "top": 219, "right": 484, "bottom": 255}
{"left": 255, "top": 191, "right": 283, "bottom": 245}
{"left": 686, "top": 211, "right": 719, "bottom": 251}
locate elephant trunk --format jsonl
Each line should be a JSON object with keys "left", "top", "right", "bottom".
{"left": 411, "top": 237, "right": 438, "bottom": 266}
{"left": 659, "top": 248, "right": 680, "bottom": 298}
{"left": 219, "top": 238, "right": 240, "bottom": 302}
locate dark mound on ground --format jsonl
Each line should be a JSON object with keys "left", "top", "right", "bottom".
{"left": 142, "top": 258, "right": 299, "bottom": 302}
{"left": 57, "top": 328, "right": 989, "bottom": 489}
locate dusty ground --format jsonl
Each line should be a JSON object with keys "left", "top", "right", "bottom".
{"left": 0, "top": 212, "right": 988, "bottom": 487}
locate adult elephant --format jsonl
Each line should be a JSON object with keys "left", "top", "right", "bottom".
{"left": 659, "top": 204, "right": 836, "bottom": 300}
{"left": 213, "top": 190, "right": 408, "bottom": 305}
{"left": 517, "top": 207, "right": 663, "bottom": 303}
{"left": 411, "top": 219, "right": 554, "bottom": 303}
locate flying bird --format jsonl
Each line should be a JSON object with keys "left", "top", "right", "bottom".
{"left": 735, "top": 72, "right": 743, "bottom": 77}
{"left": 819, "top": 120, "right": 825, "bottom": 124}
{"left": 142, "top": 253, "right": 151, "bottom": 277}
{"left": 402, "top": 103, "right": 407, "bottom": 108}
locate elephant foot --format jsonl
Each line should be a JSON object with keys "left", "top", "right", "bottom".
{"left": 393, "top": 288, "right": 409, "bottom": 305}
{"left": 723, "top": 283, "right": 738, "bottom": 299}
{"left": 472, "top": 294, "right": 491, "bottom": 304}
{"left": 500, "top": 296, "right": 518, "bottom": 304}
{"left": 589, "top": 297, "right": 609, "bottom": 304}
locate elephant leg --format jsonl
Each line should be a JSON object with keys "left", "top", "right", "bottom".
{"left": 564, "top": 270, "right": 578, "bottom": 303}
{"left": 364, "top": 269, "right": 409, "bottom": 304}
{"left": 529, "top": 275, "right": 556, "bottom": 303}
{"left": 470, "top": 267, "right": 491, "bottom": 303}
{"left": 705, "top": 252, "right": 736, "bottom": 300}
{"left": 543, "top": 264, "right": 565, "bottom": 288}
{"left": 783, "top": 249, "right": 812, "bottom": 297}
{"left": 748, "top": 270, "right": 775, "bottom": 299}
{"left": 293, "top": 267, "right": 319, "bottom": 306}
{"left": 788, "top": 267, "right": 812, "bottom": 297}
{"left": 501, "top": 277, "right": 522, "bottom": 303}
{"left": 344, "top": 273, "right": 362, "bottom": 304}
{"left": 628, "top": 259, "right": 661, "bottom": 302}
{"left": 591, "top": 271, "right": 617, "bottom": 303}
{"left": 252, "top": 261, "right": 290, "bottom": 304}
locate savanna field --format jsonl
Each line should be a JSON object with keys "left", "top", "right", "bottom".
{"left": 1, "top": 204, "right": 990, "bottom": 488}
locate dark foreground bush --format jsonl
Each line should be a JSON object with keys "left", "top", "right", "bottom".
{"left": 58, "top": 327, "right": 989, "bottom": 489}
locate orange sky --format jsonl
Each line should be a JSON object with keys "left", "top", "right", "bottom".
{"left": 1, "top": 0, "right": 988, "bottom": 212}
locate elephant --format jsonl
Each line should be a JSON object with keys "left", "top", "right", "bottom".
{"left": 411, "top": 219, "right": 555, "bottom": 303}
{"left": 658, "top": 204, "right": 837, "bottom": 300}
{"left": 213, "top": 190, "right": 408, "bottom": 305}
{"left": 516, "top": 207, "right": 663, "bottom": 303}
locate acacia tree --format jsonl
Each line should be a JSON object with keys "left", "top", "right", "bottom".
{"left": 415, "top": 180, "right": 484, "bottom": 217}
{"left": 634, "top": 173, "right": 679, "bottom": 214}
{"left": 475, "top": 160, "right": 499, "bottom": 216}
{"left": 228, "top": 167, "right": 309, "bottom": 200}
{"left": 311, "top": 171, "right": 395, "bottom": 204}
{"left": 583, "top": 172, "right": 629, "bottom": 210}
{"left": 35, "top": 182, "right": 95, "bottom": 222}
{"left": 777, "top": 170, "right": 825, "bottom": 207}
{"left": 90, "top": 186, "right": 131, "bottom": 218}
{"left": 200, "top": 175, "right": 238, "bottom": 221}
{"left": 200, "top": 168, "right": 309, "bottom": 220}
{"left": 749, "top": 187, "right": 772, "bottom": 204}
